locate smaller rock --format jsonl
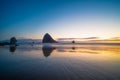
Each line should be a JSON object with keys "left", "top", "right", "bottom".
{"left": 72, "top": 40, "right": 75, "bottom": 43}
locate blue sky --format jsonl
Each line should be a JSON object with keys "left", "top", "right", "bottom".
{"left": 0, "top": 0, "right": 120, "bottom": 40}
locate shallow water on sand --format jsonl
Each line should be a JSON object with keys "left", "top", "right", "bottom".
{"left": 0, "top": 44, "right": 120, "bottom": 80}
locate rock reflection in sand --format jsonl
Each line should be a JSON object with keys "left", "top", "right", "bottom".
{"left": 0, "top": 44, "right": 120, "bottom": 80}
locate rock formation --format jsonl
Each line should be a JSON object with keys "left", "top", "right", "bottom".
{"left": 72, "top": 40, "right": 75, "bottom": 43}
{"left": 42, "top": 33, "right": 57, "bottom": 43}
{"left": 10, "top": 37, "right": 17, "bottom": 45}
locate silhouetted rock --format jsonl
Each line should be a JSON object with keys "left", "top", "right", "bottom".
{"left": 0, "top": 43, "right": 5, "bottom": 46}
{"left": 42, "top": 33, "right": 57, "bottom": 43}
{"left": 10, "top": 37, "right": 17, "bottom": 45}
{"left": 72, "top": 40, "right": 75, "bottom": 43}
{"left": 0, "top": 42, "right": 10, "bottom": 46}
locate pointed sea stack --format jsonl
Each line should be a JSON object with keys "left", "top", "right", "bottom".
{"left": 42, "top": 33, "right": 57, "bottom": 43}
{"left": 10, "top": 37, "right": 17, "bottom": 45}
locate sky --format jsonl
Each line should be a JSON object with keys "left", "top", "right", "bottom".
{"left": 0, "top": 0, "right": 120, "bottom": 40}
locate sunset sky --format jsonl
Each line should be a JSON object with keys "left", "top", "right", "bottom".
{"left": 0, "top": 0, "right": 120, "bottom": 40}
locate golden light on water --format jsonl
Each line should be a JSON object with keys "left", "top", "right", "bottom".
{"left": 50, "top": 45, "right": 120, "bottom": 65}
{"left": 1, "top": 43, "right": 120, "bottom": 80}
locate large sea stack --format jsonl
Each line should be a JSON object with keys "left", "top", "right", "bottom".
{"left": 10, "top": 37, "right": 17, "bottom": 45}
{"left": 42, "top": 33, "right": 57, "bottom": 43}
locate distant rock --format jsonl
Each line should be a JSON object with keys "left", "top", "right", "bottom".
{"left": 10, "top": 37, "right": 17, "bottom": 45}
{"left": 42, "top": 33, "right": 57, "bottom": 43}
{"left": 0, "top": 42, "right": 10, "bottom": 46}
{"left": 72, "top": 40, "right": 75, "bottom": 43}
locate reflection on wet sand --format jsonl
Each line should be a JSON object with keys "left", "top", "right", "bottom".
{"left": 9, "top": 45, "right": 16, "bottom": 53}
{"left": 0, "top": 44, "right": 120, "bottom": 80}
{"left": 56, "top": 45, "right": 120, "bottom": 54}
{"left": 7, "top": 44, "right": 120, "bottom": 57}
{"left": 42, "top": 45, "right": 56, "bottom": 57}
{"left": 72, "top": 47, "right": 75, "bottom": 50}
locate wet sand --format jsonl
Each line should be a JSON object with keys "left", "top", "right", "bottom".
{"left": 0, "top": 44, "right": 120, "bottom": 80}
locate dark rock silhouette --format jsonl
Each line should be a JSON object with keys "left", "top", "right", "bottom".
{"left": 72, "top": 40, "right": 75, "bottom": 43}
{"left": 0, "top": 43, "right": 5, "bottom": 46}
{"left": 0, "top": 42, "right": 10, "bottom": 46}
{"left": 42, "top": 46, "right": 56, "bottom": 57}
{"left": 10, "top": 37, "right": 17, "bottom": 45}
{"left": 42, "top": 33, "right": 57, "bottom": 43}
